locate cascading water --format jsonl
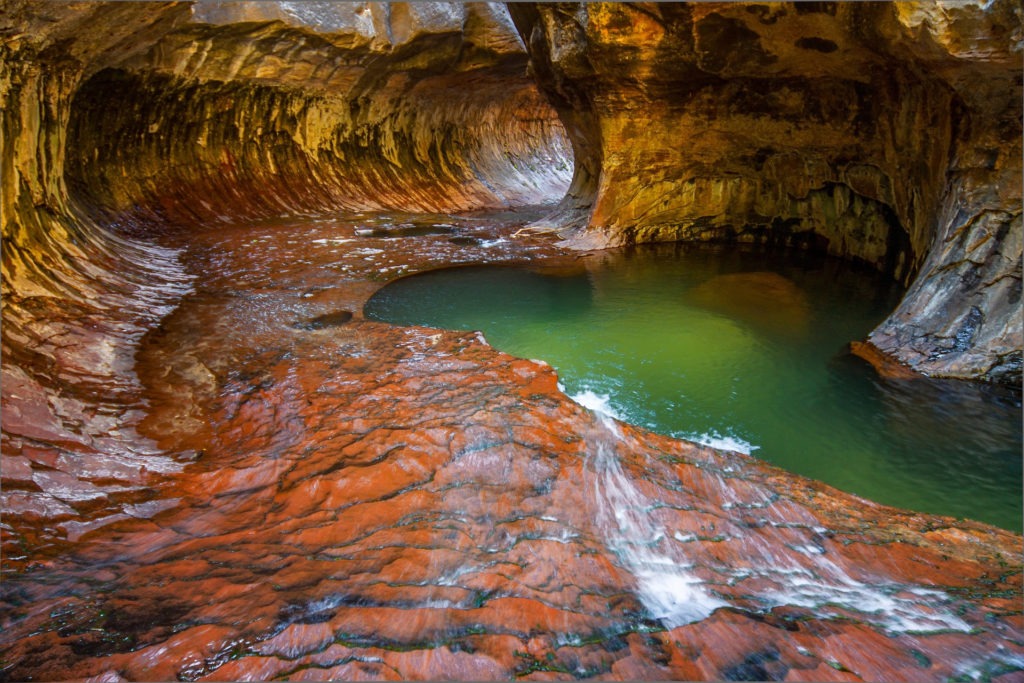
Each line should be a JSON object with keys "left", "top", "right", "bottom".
{"left": 3, "top": 210, "right": 1019, "bottom": 681}
{"left": 365, "top": 249, "right": 1022, "bottom": 533}
{"left": 574, "top": 390, "right": 973, "bottom": 637}
{"left": 577, "top": 390, "right": 727, "bottom": 628}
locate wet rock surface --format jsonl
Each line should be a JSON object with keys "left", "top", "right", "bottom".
{"left": 2, "top": 1, "right": 570, "bottom": 560}
{"left": 1, "top": 2, "right": 1021, "bottom": 680}
{"left": 3, "top": 212, "right": 1023, "bottom": 681}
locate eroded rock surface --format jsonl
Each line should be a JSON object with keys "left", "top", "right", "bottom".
{"left": 509, "top": 1, "right": 1022, "bottom": 382}
{"left": 66, "top": 2, "right": 570, "bottom": 228}
{"left": 1, "top": 2, "right": 1021, "bottom": 680}
{"left": 2, "top": 215, "right": 1022, "bottom": 682}
{"left": 2, "top": 0, "right": 570, "bottom": 560}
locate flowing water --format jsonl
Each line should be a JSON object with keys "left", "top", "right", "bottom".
{"left": 4, "top": 210, "right": 1022, "bottom": 680}
{"left": 365, "top": 243, "right": 1023, "bottom": 532}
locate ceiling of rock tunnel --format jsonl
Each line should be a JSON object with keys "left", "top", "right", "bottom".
{"left": 62, "top": 2, "right": 573, "bottom": 230}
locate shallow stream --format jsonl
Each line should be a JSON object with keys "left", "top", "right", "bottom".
{"left": 3, "top": 209, "right": 1021, "bottom": 680}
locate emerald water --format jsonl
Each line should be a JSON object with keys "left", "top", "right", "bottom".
{"left": 365, "top": 243, "right": 1022, "bottom": 532}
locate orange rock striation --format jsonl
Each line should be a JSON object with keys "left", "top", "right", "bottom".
{"left": 0, "top": 2, "right": 1021, "bottom": 680}
{"left": 2, "top": 207, "right": 1021, "bottom": 682}
{"left": 1, "top": 1, "right": 570, "bottom": 559}
{"left": 510, "top": 1, "right": 1022, "bottom": 382}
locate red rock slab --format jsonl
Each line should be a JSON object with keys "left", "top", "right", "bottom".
{"left": 850, "top": 340, "right": 923, "bottom": 380}
{"left": 0, "top": 324, "right": 1016, "bottom": 681}
{"left": 2, "top": 220, "right": 1020, "bottom": 682}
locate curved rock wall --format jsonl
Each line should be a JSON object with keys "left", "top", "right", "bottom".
{"left": 1, "top": 0, "right": 570, "bottom": 560}
{"left": 65, "top": 3, "right": 570, "bottom": 230}
{"left": 1, "top": 1, "right": 195, "bottom": 562}
{"left": 1, "top": 3, "right": 1021, "bottom": 679}
{"left": 509, "top": 1, "right": 1022, "bottom": 382}
{"left": 866, "top": 2, "right": 1023, "bottom": 381}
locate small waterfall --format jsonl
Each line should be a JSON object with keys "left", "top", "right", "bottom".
{"left": 575, "top": 390, "right": 973, "bottom": 636}
{"left": 726, "top": 527, "right": 972, "bottom": 635}
{"left": 576, "top": 391, "right": 727, "bottom": 628}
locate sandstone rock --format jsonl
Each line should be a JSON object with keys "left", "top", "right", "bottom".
{"left": 0, "top": 3, "right": 1020, "bottom": 679}
{"left": 1, "top": 302, "right": 1020, "bottom": 679}
{"left": 1, "top": 0, "right": 570, "bottom": 552}
{"left": 509, "top": 1, "right": 1022, "bottom": 382}
{"left": 686, "top": 271, "right": 810, "bottom": 339}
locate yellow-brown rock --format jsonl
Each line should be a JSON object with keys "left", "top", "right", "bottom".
{"left": 509, "top": 1, "right": 1022, "bottom": 382}
{"left": 1, "top": 0, "right": 570, "bottom": 558}
{"left": 1, "top": 2, "right": 1021, "bottom": 681}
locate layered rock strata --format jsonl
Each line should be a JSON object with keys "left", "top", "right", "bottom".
{"left": 66, "top": 2, "right": 570, "bottom": 229}
{"left": 1, "top": 214, "right": 1021, "bottom": 681}
{"left": 0, "top": 1, "right": 1021, "bottom": 679}
{"left": 1, "top": 1, "right": 570, "bottom": 560}
{"left": 509, "top": 1, "right": 1022, "bottom": 382}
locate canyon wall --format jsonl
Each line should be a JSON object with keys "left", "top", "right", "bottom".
{"left": 1, "top": 0, "right": 1020, "bottom": 567}
{"left": 1, "top": 3, "right": 1021, "bottom": 679}
{"left": 509, "top": 1, "right": 1022, "bottom": 382}
{"left": 1, "top": 1, "right": 570, "bottom": 560}
{"left": 2, "top": 1, "right": 196, "bottom": 562}
{"left": 65, "top": 2, "right": 570, "bottom": 229}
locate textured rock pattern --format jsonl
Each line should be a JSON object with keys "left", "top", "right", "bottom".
{"left": 1, "top": 1, "right": 196, "bottom": 564}
{"left": 509, "top": 1, "right": 1022, "bottom": 382}
{"left": 1, "top": 0, "right": 569, "bottom": 560}
{"left": 1, "top": 216, "right": 1021, "bottom": 681}
{"left": 66, "top": 2, "right": 570, "bottom": 229}
{"left": 1, "top": 2, "right": 1021, "bottom": 679}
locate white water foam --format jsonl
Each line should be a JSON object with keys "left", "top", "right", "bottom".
{"left": 573, "top": 389, "right": 972, "bottom": 635}
{"left": 570, "top": 389, "right": 625, "bottom": 422}
{"left": 752, "top": 555, "right": 972, "bottom": 634}
{"left": 680, "top": 429, "right": 758, "bottom": 455}
{"left": 571, "top": 388, "right": 758, "bottom": 456}
{"left": 311, "top": 237, "right": 355, "bottom": 246}
{"left": 577, "top": 393, "right": 727, "bottom": 628}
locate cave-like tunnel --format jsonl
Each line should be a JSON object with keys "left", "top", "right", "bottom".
{"left": 2, "top": 2, "right": 1022, "bottom": 680}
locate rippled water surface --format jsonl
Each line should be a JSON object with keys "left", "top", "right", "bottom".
{"left": 366, "top": 244, "right": 1023, "bottom": 532}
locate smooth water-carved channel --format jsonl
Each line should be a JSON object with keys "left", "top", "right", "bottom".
{"left": 366, "top": 244, "right": 1023, "bottom": 532}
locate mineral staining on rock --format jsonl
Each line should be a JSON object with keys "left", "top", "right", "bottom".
{"left": 3, "top": 213, "right": 1022, "bottom": 682}
{"left": 65, "top": 3, "right": 571, "bottom": 226}
{"left": 1, "top": 0, "right": 571, "bottom": 559}
{"left": 1, "top": 1, "right": 1022, "bottom": 681}
{"left": 509, "top": 0, "right": 1022, "bottom": 382}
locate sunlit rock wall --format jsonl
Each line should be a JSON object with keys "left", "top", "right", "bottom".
{"left": 509, "top": 1, "right": 1022, "bottom": 382}
{"left": 867, "top": 2, "right": 1023, "bottom": 381}
{"left": 0, "top": 0, "right": 1019, "bottom": 566}
{"left": 0, "top": 1, "right": 571, "bottom": 560}
{"left": 1, "top": 1, "right": 195, "bottom": 562}
{"left": 66, "top": 2, "right": 571, "bottom": 229}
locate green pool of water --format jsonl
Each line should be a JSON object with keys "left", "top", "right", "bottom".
{"left": 365, "top": 243, "right": 1023, "bottom": 532}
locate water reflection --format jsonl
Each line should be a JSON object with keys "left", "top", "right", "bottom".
{"left": 826, "top": 352, "right": 1023, "bottom": 525}
{"left": 2, "top": 211, "right": 1020, "bottom": 681}
{"left": 685, "top": 271, "right": 810, "bottom": 339}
